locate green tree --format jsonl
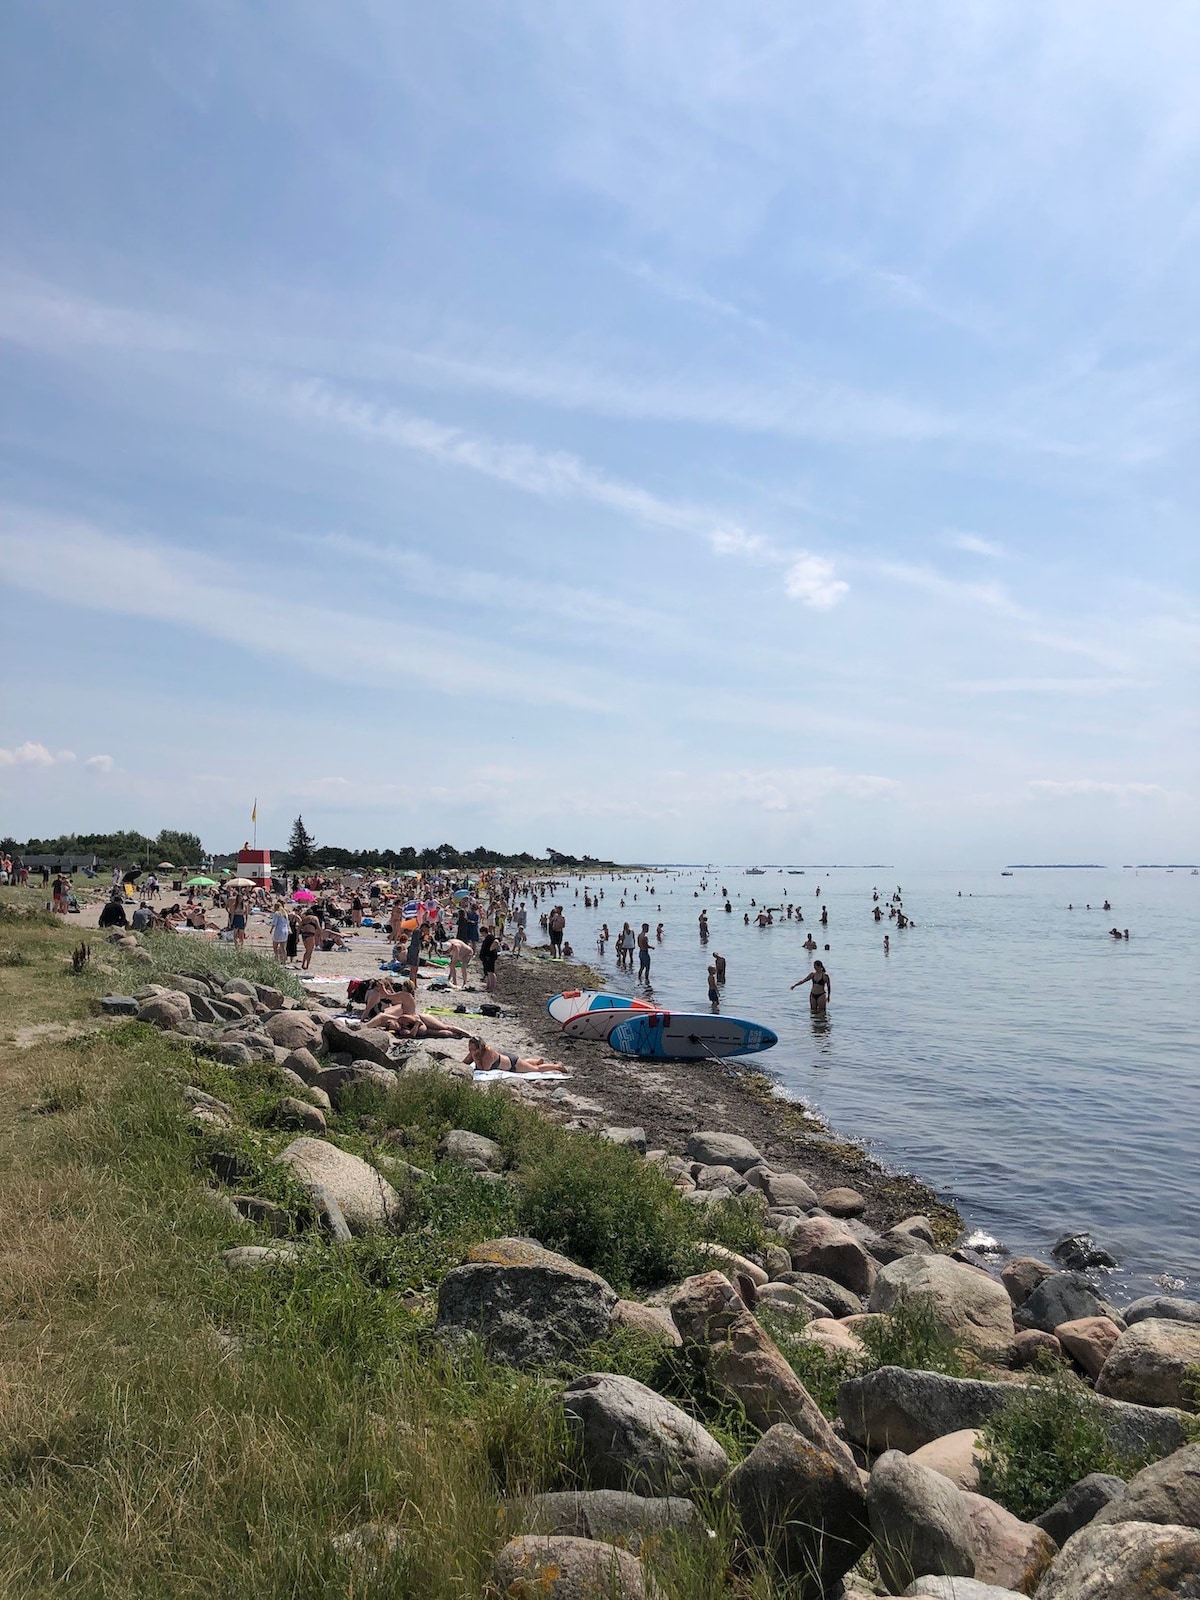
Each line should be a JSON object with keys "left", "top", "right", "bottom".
{"left": 285, "top": 816, "right": 317, "bottom": 868}
{"left": 154, "top": 829, "right": 203, "bottom": 866}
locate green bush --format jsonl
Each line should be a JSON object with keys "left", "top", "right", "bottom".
{"left": 979, "top": 1370, "right": 1141, "bottom": 1520}
{"left": 757, "top": 1307, "right": 864, "bottom": 1418}
{"left": 857, "top": 1288, "right": 965, "bottom": 1376}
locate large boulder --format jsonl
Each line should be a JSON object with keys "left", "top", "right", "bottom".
{"left": 1055, "top": 1317, "right": 1123, "bottom": 1381}
{"left": 755, "top": 1283, "right": 834, "bottom": 1322}
{"left": 868, "top": 1449, "right": 976, "bottom": 1594}
{"left": 910, "top": 1431, "right": 986, "bottom": 1492}
{"left": 1095, "top": 1318, "right": 1200, "bottom": 1409}
{"left": 312, "top": 1063, "right": 397, "bottom": 1108}
{"left": 1013, "top": 1273, "right": 1111, "bottom": 1335}
{"left": 668, "top": 1273, "right": 852, "bottom": 1463}
{"left": 1034, "top": 1518, "right": 1200, "bottom": 1598}
{"left": 138, "top": 991, "right": 192, "bottom": 1029}
{"left": 558, "top": 1372, "right": 729, "bottom": 1495}
{"left": 438, "top": 1129, "right": 504, "bottom": 1171}
{"left": 870, "top": 1255, "right": 1014, "bottom": 1353}
{"left": 960, "top": 1491, "right": 1056, "bottom": 1593}
{"left": 776, "top": 1270, "right": 864, "bottom": 1319}
{"left": 727, "top": 1423, "right": 870, "bottom": 1594}
{"left": 274, "top": 1136, "right": 402, "bottom": 1232}
{"left": 263, "top": 1010, "right": 324, "bottom": 1051}
{"left": 511, "top": 1490, "right": 700, "bottom": 1554}
{"left": 437, "top": 1244, "right": 616, "bottom": 1368}
{"left": 282, "top": 1046, "right": 323, "bottom": 1084}
{"left": 901, "top": 1581, "right": 1031, "bottom": 1599}
{"left": 494, "top": 1535, "right": 650, "bottom": 1600}
{"left": 837, "top": 1367, "right": 1190, "bottom": 1458}
{"left": 609, "top": 1301, "right": 682, "bottom": 1348}
{"left": 684, "top": 1131, "right": 762, "bottom": 1172}
{"left": 784, "top": 1216, "right": 878, "bottom": 1295}
{"left": 320, "top": 1016, "right": 395, "bottom": 1067}
{"left": 693, "top": 1242, "right": 768, "bottom": 1287}
{"left": 820, "top": 1186, "right": 866, "bottom": 1218}
{"left": 1034, "top": 1475, "right": 1127, "bottom": 1548}
{"left": 1123, "top": 1295, "right": 1200, "bottom": 1330}
{"left": 1092, "top": 1445, "right": 1200, "bottom": 1531}
{"left": 743, "top": 1165, "right": 820, "bottom": 1209}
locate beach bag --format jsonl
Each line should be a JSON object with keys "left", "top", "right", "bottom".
{"left": 346, "top": 978, "right": 372, "bottom": 1004}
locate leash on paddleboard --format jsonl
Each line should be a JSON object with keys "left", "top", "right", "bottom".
{"left": 687, "top": 1033, "right": 740, "bottom": 1077}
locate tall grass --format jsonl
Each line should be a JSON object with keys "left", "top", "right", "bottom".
{"left": 110, "top": 931, "right": 306, "bottom": 999}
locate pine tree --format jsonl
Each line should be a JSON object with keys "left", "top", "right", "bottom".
{"left": 286, "top": 815, "right": 316, "bottom": 868}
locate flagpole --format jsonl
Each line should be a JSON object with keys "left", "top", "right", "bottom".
{"left": 252, "top": 799, "right": 257, "bottom": 850}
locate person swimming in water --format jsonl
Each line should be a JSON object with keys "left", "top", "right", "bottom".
{"left": 791, "top": 959, "right": 831, "bottom": 1015}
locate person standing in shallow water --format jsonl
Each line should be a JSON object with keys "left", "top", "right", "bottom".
{"left": 791, "top": 958, "right": 831, "bottom": 1015}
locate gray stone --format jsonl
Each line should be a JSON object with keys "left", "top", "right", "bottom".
{"left": 776, "top": 1271, "right": 864, "bottom": 1319}
{"left": 252, "top": 983, "right": 287, "bottom": 1011}
{"left": 609, "top": 1301, "right": 682, "bottom": 1347}
{"left": 1000, "top": 1257, "right": 1055, "bottom": 1309}
{"left": 837, "top": 1367, "right": 1191, "bottom": 1459}
{"left": 821, "top": 1186, "right": 867, "bottom": 1218}
{"left": 559, "top": 1372, "right": 728, "bottom": 1495}
{"left": 602, "top": 1126, "right": 647, "bottom": 1155}
{"left": 281, "top": 1047, "right": 323, "bottom": 1084}
{"left": 183, "top": 1085, "right": 233, "bottom": 1116}
{"left": 188, "top": 993, "right": 223, "bottom": 1025}
{"left": 222, "top": 978, "right": 258, "bottom": 999}
{"left": 513, "top": 1489, "right": 700, "bottom": 1553}
{"left": 436, "top": 1248, "right": 617, "bottom": 1368}
{"left": 313, "top": 1063, "right": 397, "bottom": 1108}
{"left": 1095, "top": 1318, "right": 1200, "bottom": 1409}
{"left": 691, "top": 1163, "right": 747, "bottom": 1192}
{"left": 1035, "top": 1518, "right": 1200, "bottom": 1598}
{"left": 685, "top": 1130, "right": 762, "bottom": 1172}
{"left": 100, "top": 995, "right": 139, "bottom": 1015}
{"left": 870, "top": 1255, "right": 1015, "bottom": 1352}
{"left": 220, "top": 1244, "right": 302, "bottom": 1270}
{"left": 1093, "top": 1445, "right": 1200, "bottom": 1531}
{"left": 868, "top": 1448, "right": 976, "bottom": 1594}
{"left": 1035, "top": 1475, "right": 1128, "bottom": 1547}
{"left": 902, "top": 1580, "right": 1027, "bottom": 1599}
{"left": 960, "top": 1491, "right": 1057, "bottom": 1593}
{"left": 785, "top": 1216, "right": 878, "bottom": 1295}
{"left": 494, "top": 1536, "right": 650, "bottom": 1600}
{"left": 308, "top": 1183, "right": 353, "bottom": 1244}
{"left": 278, "top": 1068, "right": 332, "bottom": 1111}
{"left": 230, "top": 1195, "right": 294, "bottom": 1236}
{"left": 743, "top": 1165, "right": 820, "bottom": 1209}
{"left": 216, "top": 1041, "right": 255, "bottom": 1068}
{"left": 275, "top": 1136, "right": 403, "bottom": 1232}
{"left": 1052, "top": 1231, "right": 1118, "bottom": 1272}
{"left": 263, "top": 1010, "right": 324, "bottom": 1051}
{"left": 727, "top": 1423, "right": 870, "bottom": 1592}
{"left": 755, "top": 1282, "right": 833, "bottom": 1321}
{"left": 437, "top": 1129, "right": 504, "bottom": 1171}
{"left": 273, "top": 1096, "right": 326, "bottom": 1134}
{"left": 321, "top": 1016, "right": 395, "bottom": 1067}
{"left": 1123, "top": 1295, "right": 1200, "bottom": 1329}
{"left": 1014, "top": 1272, "right": 1109, "bottom": 1334}
{"left": 138, "top": 992, "right": 192, "bottom": 1029}
{"left": 329, "top": 1522, "right": 403, "bottom": 1560}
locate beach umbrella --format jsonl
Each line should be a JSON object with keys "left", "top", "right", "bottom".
{"left": 402, "top": 900, "right": 421, "bottom": 917}
{"left": 453, "top": 888, "right": 470, "bottom": 899}
{"left": 292, "top": 888, "right": 316, "bottom": 902}
{"left": 157, "top": 861, "right": 175, "bottom": 869}
{"left": 186, "top": 875, "right": 217, "bottom": 887}
{"left": 227, "top": 877, "right": 257, "bottom": 888}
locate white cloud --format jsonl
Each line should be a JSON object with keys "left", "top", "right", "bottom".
{"left": 0, "top": 741, "right": 63, "bottom": 766}
{"left": 784, "top": 555, "right": 850, "bottom": 610}
{"left": 1029, "top": 778, "right": 1168, "bottom": 799}
{"left": 84, "top": 754, "right": 115, "bottom": 773}
{"left": 946, "top": 531, "right": 1007, "bottom": 559}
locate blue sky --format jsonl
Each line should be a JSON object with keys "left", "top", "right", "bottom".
{"left": 1, "top": 2, "right": 1196, "bottom": 864}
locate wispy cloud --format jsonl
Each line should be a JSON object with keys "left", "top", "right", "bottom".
{"left": 0, "top": 743, "right": 76, "bottom": 767}
{"left": 1029, "top": 778, "right": 1169, "bottom": 799}
{"left": 954, "top": 678, "right": 1141, "bottom": 696}
{"left": 945, "top": 531, "right": 1007, "bottom": 559}
{"left": 784, "top": 555, "right": 849, "bottom": 609}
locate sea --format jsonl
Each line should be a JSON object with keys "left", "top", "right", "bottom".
{"left": 565, "top": 864, "right": 1199, "bottom": 1304}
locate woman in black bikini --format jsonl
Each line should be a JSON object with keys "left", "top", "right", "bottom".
{"left": 791, "top": 958, "right": 831, "bottom": 1015}
{"left": 463, "top": 1036, "right": 566, "bottom": 1074}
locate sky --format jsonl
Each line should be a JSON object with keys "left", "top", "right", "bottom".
{"left": 1, "top": 1, "right": 1197, "bottom": 865}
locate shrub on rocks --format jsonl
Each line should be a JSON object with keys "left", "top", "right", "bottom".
{"left": 558, "top": 1371, "right": 729, "bottom": 1495}
{"left": 727, "top": 1422, "right": 870, "bottom": 1594}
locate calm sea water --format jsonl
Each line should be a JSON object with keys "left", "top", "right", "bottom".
{"left": 561, "top": 865, "right": 1199, "bottom": 1303}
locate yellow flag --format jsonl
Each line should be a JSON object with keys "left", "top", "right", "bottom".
{"left": 251, "top": 799, "right": 257, "bottom": 824}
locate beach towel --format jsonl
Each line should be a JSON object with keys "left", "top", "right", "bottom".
{"left": 472, "top": 1069, "right": 569, "bottom": 1082}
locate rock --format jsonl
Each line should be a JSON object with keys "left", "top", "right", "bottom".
{"left": 207, "top": 1147, "right": 254, "bottom": 1186}
{"left": 512, "top": 1489, "right": 699, "bottom": 1553}
{"left": 870, "top": 1254, "right": 1015, "bottom": 1352}
{"left": 1001, "top": 1258, "right": 1055, "bottom": 1309}
{"left": 602, "top": 1126, "right": 647, "bottom": 1155}
{"left": 320, "top": 1016, "right": 395, "bottom": 1067}
{"left": 691, "top": 1163, "right": 747, "bottom": 1192}
{"left": 910, "top": 1431, "right": 986, "bottom": 1492}
{"left": 1034, "top": 1476, "right": 1127, "bottom": 1547}
{"left": 776, "top": 1271, "right": 864, "bottom": 1319}
{"left": 273, "top": 1096, "right": 326, "bottom": 1134}
{"left": 437, "top": 1248, "right": 617, "bottom": 1368}
{"left": 1056, "top": 1317, "right": 1123, "bottom": 1381}
{"left": 785, "top": 1216, "right": 878, "bottom": 1295}
{"left": 275, "top": 1136, "right": 402, "bottom": 1232}
{"left": 279, "top": 1069, "right": 332, "bottom": 1111}
{"left": 437, "top": 1129, "right": 504, "bottom": 1171}
{"left": 308, "top": 1183, "right": 353, "bottom": 1244}
{"left": 1034, "top": 1518, "right": 1200, "bottom": 1598}
{"left": 371, "top": 1153, "right": 426, "bottom": 1185}
{"left": 756, "top": 1283, "right": 833, "bottom": 1321}
{"left": 187, "top": 993, "right": 224, "bottom": 1025}
{"left": 263, "top": 1010, "right": 324, "bottom": 1051}
{"left": 282, "top": 1047, "right": 323, "bottom": 1084}
{"left": 610, "top": 1301, "right": 682, "bottom": 1348}
{"left": 1014, "top": 1273, "right": 1111, "bottom": 1335}
{"left": 222, "top": 978, "right": 258, "bottom": 999}
{"left": 668, "top": 1272, "right": 853, "bottom": 1463}
{"left": 798, "top": 1317, "right": 868, "bottom": 1359}
{"left": 743, "top": 1165, "right": 820, "bottom": 1209}
{"left": 220, "top": 1244, "right": 302, "bottom": 1270}
{"left": 960, "top": 1491, "right": 1057, "bottom": 1593}
{"left": 183, "top": 1085, "right": 233, "bottom": 1116}
{"left": 216, "top": 1041, "right": 255, "bottom": 1068}
{"left": 1011, "top": 1329, "right": 1064, "bottom": 1368}
{"left": 1092, "top": 1445, "right": 1200, "bottom": 1531}
{"left": 684, "top": 1131, "right": 762, "bottom": 1172}
{"left": 558, "top": 1372, "right": 728, "bottom": 1495}
{"left": 493, "top": 1535, "right": 650, "bottom": 1600}
{"left": 893, "top": 1215, "right": 938, "bottom": 1248}
{"left": 100, "top": 994, "right": 140, "bottom": 1015}
{"left": 329, "top": 1521, "right": 403, "bottom": 1560}
{"left": 694, "top": 1242, "right": 768, "bottom": 1287}
{"left": 190, "top": 1106, "right": 233, "bottom": 1129}
{"left": 727, "top": 1422, "right": 870, "bottom": 1592}
{"left": 837, "top": 1367, "right": 1190, "bottom": 1459}
{"left": 230, "top": 1195, "right": 293, "bottom": 1236}
{"left": 820, "top": 1186, "right": 866, "bottom": 1218}
{"left": 138, "top": 992, "right": 192, "bottom": 1029}
{"left": 868, "top": 1449, "right": 976, "bottom": 1594}
{"left": 252, "top": 983, "right": 286, "bottom": 1011}
{"left": 312, "top": 1063, "right": 397, "bottom": 1108}
{"left": 1052, "top": 1232, "right": 1118, "bottom": 1272}
{"left": 902, "top": 1581, "right": 1028, "bottom": 1599}
{"left": 682, "top": 1185, "right": 732, "bottom": 1205}
{"left": 1123, "top": 1295, "right": 1200, "bottom": 1329}
{"left": 1095, "top": 1318, "right": 1200, "bottom": 1409}
{"left": 881, "top": 1220, "right": 939, "bottom": 1261}
{"left": 764, "top": 1243, "right": 792, "bottom": 1278}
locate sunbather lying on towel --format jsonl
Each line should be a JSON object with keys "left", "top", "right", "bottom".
{"left": 463, "top": 1036, "right": 567, "bottom": 1075}
{"left": 362, "top": 979, "right": 471, "bottom": 1039}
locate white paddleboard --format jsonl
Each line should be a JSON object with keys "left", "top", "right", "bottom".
{"left": 546, "top": 989, "right": 653, "bottom": 1025}
{"left": 561, "top": 1007, "right": 652, "bottom": 1042}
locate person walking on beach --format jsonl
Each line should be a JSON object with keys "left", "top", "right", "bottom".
{"left": 791, "top": 959, "right": 831, "bottom": 1015}
{"left": 298, "top": 908, "right": 322, "bottom": 970}
{"left": 270, "top": 902, "right": 289, "bottom": 962}
{"left": 637, "top": 923, "right": 652, "bottom": 982}
{"left": 479, "top": 927, "right": 500, "bottom": 994}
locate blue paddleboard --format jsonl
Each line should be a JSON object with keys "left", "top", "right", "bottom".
{"left": 606, "top": 1011, "right": 778, "bottom": 1061}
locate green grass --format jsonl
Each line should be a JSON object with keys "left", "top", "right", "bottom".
{"left": 109, "top": 930, "right": 307, "bottom": 1000}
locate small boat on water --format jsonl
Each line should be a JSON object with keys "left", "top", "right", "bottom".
{"left": 1001, "top": 871, "right": 1014, "bottom": 877}
{"left": 745, "top": 867, "right": 765, "bottom": 875}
